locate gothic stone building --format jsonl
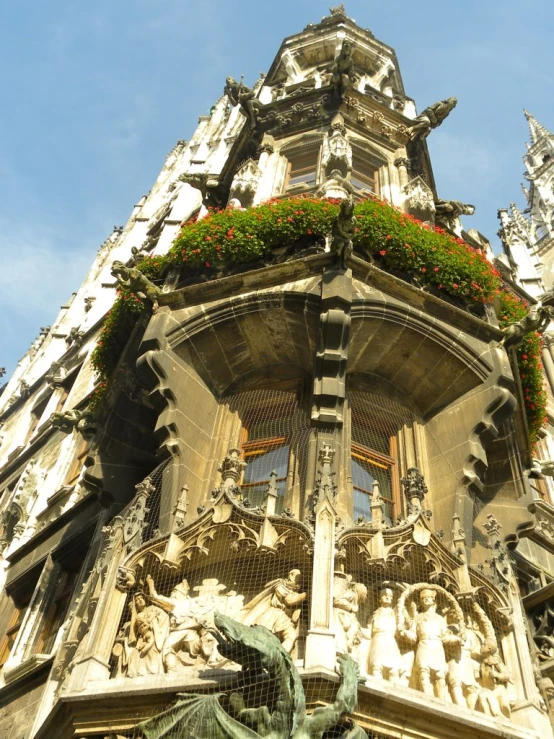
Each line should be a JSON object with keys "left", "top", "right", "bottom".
{"left": 1, "top": 7, "right": 554, "bottom": 739}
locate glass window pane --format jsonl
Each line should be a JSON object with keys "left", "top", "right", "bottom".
{"left": 242, "top": 444, "right": 289, "bottom": 511}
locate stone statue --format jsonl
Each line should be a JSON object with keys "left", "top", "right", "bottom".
{"left": 331, "top": 40, "right": 356, "bottom": 98}
{"left": 110, "top": 261, "right": 164, "bottom": 312}
{"left": 399, "top": 587, "right": 462, "bottom": 700}
{"left": 113, "top": 592, "right": 169, "bottom": 678}
{"left": 501, "top": 302, "right": 554, "bottom": 348}
{"left": 477, "top": 639, "right": 514, "bottom": 718}
{"left": 137, "top": 612, "right": 368, "bottom": 738}
{"left": 446, "top": 606, "right": 484, "bottom": 710}
{"left": 330, "top": 197, "right": 356, "bottom": 271}
{"left": 145, "top": 574, "right": 205, "bottom": 671}
{"left": 333, "top": 573, "right": 367, "bottom": 656}
{"left": 434, "top": 198, "right": 475, "bottom": 230}
{"left": 408, "top": 97, "right": 458, "bottom": 140}
{"left": 241, "top": 569, "right": 307, "bottom": 653}
{"left": 224, "top": 76, "right": 263, "bottom": 128}
{"left": 365, "top": 586, "right": 404, "bottom": 683}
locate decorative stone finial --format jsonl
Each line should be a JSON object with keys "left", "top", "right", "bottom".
{"left": 218, "top": 448, "right": 247, "bottom": 489}
{"left": 263, "top": 470, "right": 279, "bottom": 516}
{"left": 401, "top": 467, "right": 428, "bottom": 510}
{"left": 329, "top": 3, "right": 347, "bottom": 16}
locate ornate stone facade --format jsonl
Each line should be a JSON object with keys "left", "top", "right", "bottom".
{"left": 0, "top": 7, "right": 552, "bottom": 739}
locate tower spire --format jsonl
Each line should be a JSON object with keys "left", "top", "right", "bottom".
{"left": 523, "top": 109, "right": 553, "bottom": 145}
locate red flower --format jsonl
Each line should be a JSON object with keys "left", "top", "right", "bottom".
{"left": 433, "top": 267, "right": 439, "bottom": 272}
{"left": 379, "top": 249, "right": 387, "bottom": 256}
{"left": 452, "top": 283, "right": 459, "bottom": 289}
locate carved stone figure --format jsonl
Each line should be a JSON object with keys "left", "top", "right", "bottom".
{"left": 224, "top": 76, "right": 263, "bottom": 128}
{"left": 322, "top": 121, "right": 352, "bottom": 179}
{"left": 110, "top": 261, "right": 163, "bottom": 312}
{"left": 408, "top": 97, "right": 458, "bottom": 140}
{"left": 434, "top": 198, "right": 475, "bottom": 231}
{"left": 333, "top": 573, "right": 367, "bottom": 656}
{"left": 399, "top": 587, "right": 462, "bottom": 699}
{"left": 179, "top": 172, "right": 225, "bottom": 209}
{"left": 330, "top": 197, "right": 356, "bottom": 270}
{"left": 51, "top": 409, "right": 96, "bottom": 439}
{"left": 446, "top": 607, "right": 483, "bottom": 710}
{"left": 138, "top": 612, "right": 368, "bottom": 738}
{"left": 501, "top": 302, "right": 554, "bottom": 348}
{"left": 365, "top": 587, "right": 403, "bottom": 683}
{"left": 331, "top": 40, "right": 356, "bottom": 98}
{"left": 117, "top": 592, "right": 169, "bottom": 678}
{"left": 241, "top": 569, "right": 307, "bottom": 653}
{"left": 477, "top": 640, "right": 514, "bottom": 718}
{"left": 145, "top": 575, "right": 205, "bottom": 671}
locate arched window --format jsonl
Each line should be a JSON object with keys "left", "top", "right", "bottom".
{"left": 350, "top": 143, "right": 380, "bottom": 194}
{"left": 348, "top": 390, "right": 418, "bottom": 523}
{"left": 224, "top": 388, "right": 310, "bottom": 513}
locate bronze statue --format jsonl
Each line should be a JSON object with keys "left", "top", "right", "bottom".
{"left": 330, "top": 197, "right": 356, "bottom": 270}
{"left": 111, "top": 261, "right": 164, "bottom": 312}
{"left": 224, "top": 76, "right": 263, "bottom": 129}
{"left": 408, "top": 97, "right": 458, "bottom": 140}
{"left": 138, "top": 612, "right": 368, "bottom": 738}
{"left": 331, "top": 40, "right": 356, "bottom": 98}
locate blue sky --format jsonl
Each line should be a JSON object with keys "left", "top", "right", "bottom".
{"left": 1, "top": 0, "right": 554, "bottom": 377}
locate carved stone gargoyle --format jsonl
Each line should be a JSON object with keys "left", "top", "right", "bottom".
{"left": 179, "top": 173, "right": 226, "bottom": 209}
{"left": 111, "top": 261, "right": 164, "bottom": 312}
{"left": 224, "top": 76, "right": 264, "bottom": 129}
{"left": 434, "top": 198, "right": 475, "bottom": 231}
{"left": 137, "top": 612, "right": 367, "bottom": 738}
{"left": 501, "top": 303, "right": 554, "bottom": 348}
{"left": 407, "top": 96, "right": 457, "bottom": 140}
{"left": 51, "top": 409, "right": 97, "bottom": 440}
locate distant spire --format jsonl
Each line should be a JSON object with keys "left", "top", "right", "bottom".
{"left": 520, "top": 181, "right": 530, "bottom": 204}
{"left": 523, "top": 109, "right": 553, "bottom": 145}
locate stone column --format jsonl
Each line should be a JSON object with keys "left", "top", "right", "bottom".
{"left": 304, "top": 443, "right": 337, "bottom": 671}
{"left": 394, "top": 156, "right": 410, "bottom": 189}
{"left": 544, "top": 340, "right": 554, "bottom": 393}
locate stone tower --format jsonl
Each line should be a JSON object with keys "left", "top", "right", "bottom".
{"left": 1, "top": 7, "right": 554, "bottom": 739}
{"left": 498, "top": 111, "right": 554, "bottom": 296}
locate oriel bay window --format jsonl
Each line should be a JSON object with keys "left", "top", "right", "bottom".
{"left": 348, "top": 390, "right": 418, "bottom": 523}
{"left": 284, "top": 144, "right": 320, "bottom": 189}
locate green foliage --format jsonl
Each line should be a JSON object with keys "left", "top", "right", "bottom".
{"left": 498, "top": 291, "right": 547, "bottom": 444}
{"left": 89, "top": 196, "right": 547, "bottom": 442}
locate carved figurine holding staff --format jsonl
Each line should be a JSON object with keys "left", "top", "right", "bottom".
{"left": 330, "top": 197, "right": 356, "bottom": 271}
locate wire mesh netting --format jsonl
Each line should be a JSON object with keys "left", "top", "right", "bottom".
{"left": 223, "top": 388, "right": 310, "bottom": 514}
{"left": 348, "top": 390, "right": 417, "bottom": 523}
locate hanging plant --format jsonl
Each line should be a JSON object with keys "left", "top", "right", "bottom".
{"left": 90, "top": 196, "right": 546, "bottom": 442}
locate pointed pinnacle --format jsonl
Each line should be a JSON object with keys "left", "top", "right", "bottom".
{"left": 523, "top": 109, "right": 553, "bottom": 145}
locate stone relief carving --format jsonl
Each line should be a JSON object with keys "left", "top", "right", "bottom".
{"left": 364, "top": 585, "right": 403, "bottom": 683}
{"left": 51, "top": 408, "right": 97, "bottom": 440}
{"left": 333, "top": 571, "right": 367, "bottom": 657}
{"left": 228, "top": 158, "right": 262, "bottom": 208}
{"left": 322, "top": 116, "right": 352, "bottom": 179}
{"left": 114, "top": 574, "right": 244, "bottom": 677}
{"left": 240, "top": 568, "right": 307, "bottom": 653}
